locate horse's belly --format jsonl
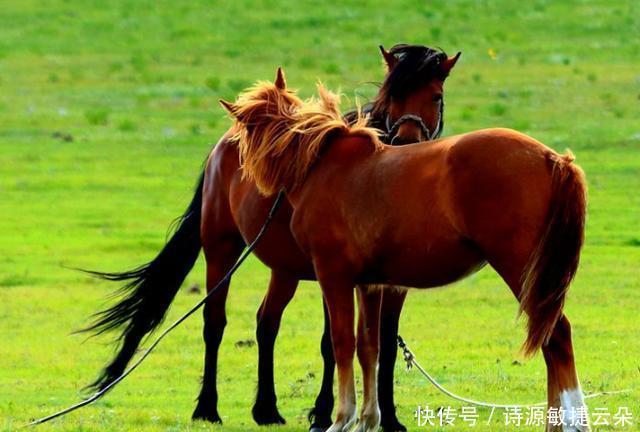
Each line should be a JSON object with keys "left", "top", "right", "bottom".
{"left": 250, "top": 221, "right": 316, "bottom": 279}
{"left": 365, "top": 238, "right": 486, "bottom": 288}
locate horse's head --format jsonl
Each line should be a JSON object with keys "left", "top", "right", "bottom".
{"left": 375, "top": 44, "right": 461, "bottom": 145}
{"left": 221, "top": 68, "right": 379, "bottom": 195}
{"left": 220, "top": 68, "right": 303, "bottom": 135}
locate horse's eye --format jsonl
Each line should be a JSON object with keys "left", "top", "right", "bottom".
{"left": 433, "top": 94, "right": 443, "bottom": 102}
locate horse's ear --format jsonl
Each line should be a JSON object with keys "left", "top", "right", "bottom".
{"left": 219, "top": 99, "right": 239, "bottom": 119}
{"left": 440, "top": 51, "right": 461, "bottom": 77}
{"left": 379, "top": 45, "right": 397, "bottom": 71}
{"left": 274, "top": 67, "right": 287, "bottom": 90}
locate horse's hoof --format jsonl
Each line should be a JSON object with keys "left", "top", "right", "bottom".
{"left": 326, "top": 414, "right": 358, "bottom": 432}
{"left": 380, "top": 418, "right": 407, "bottom": 432}
{"left": 191, "top": 406, "right": 223, "bottom": 424}
{"left": 355, "top": 423, "right": 379, "bottom": 432}
{"left": 252, "top": 403, "right": 286, "bottom": 425}
{"left": 309, "top": 413, "right": 332, "bottom": 432}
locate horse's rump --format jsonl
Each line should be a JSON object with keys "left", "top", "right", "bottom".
{"left": 442, "top": 129, "right": 586, "bottom": 354}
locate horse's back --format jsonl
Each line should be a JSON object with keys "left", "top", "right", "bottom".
{"left": 360, "top": 128, "right": 559, "bottom": 286}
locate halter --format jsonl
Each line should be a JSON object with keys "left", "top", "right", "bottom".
{"left": 385, "top": 100, "right": 443, "bottom": 144}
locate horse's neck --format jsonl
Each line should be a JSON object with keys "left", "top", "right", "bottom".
{"left": 344, "top": 103, "right": 388, "bottom": 140}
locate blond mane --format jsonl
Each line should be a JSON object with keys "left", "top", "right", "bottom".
{"left": 223, "top": 79, "right": 382, "bottom": 195}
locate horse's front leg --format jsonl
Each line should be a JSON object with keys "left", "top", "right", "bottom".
{"left": 355, "top": 285, "right": 382, "bottom": 432}
{"left": 378, "top": 288, "right": 408, "bottom": 432}
{"left": 319, "top": 274, "right": 358, "bottom": 432}
{"left": 252, "top": 270, "right": 299, "bottom": 425}
{"left": 309, "top": 299, "right": 336, "bottom": 432}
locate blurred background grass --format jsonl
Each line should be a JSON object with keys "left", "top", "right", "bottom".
{"left": 0, "top": 0, "right": 638, "bottom": 430}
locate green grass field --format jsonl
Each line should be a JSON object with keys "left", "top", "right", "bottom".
{"left": 1, "top": 0, "right": 639, "bottom": 430}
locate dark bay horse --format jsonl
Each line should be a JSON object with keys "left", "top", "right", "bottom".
{"left": 83, "top": 45, "right": 461, "bottom": 431}
{"left": 223, "top": 77, "right": 588, "bottom": 432}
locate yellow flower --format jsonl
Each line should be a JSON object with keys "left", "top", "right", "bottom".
{"left": 488, "top": 48, "right": 497, "bottom": 60}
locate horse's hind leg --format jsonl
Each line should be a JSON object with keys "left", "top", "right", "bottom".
{"left": 378, "top": 288, "right": 408, "bottom": 432}
{"left": 491, "top": 259, "right": 588, "bottom": 432}
{"left": 252, "top": 270, "right": 299, "bottom": 425}
{"left": 192, "top": 235, "right": 244, "bottom": 423}
{"left": 542, "top": 315, "right": 589, "bottom": 432}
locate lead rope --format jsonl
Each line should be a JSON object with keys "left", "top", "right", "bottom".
{"left": 397, "top": 335, "right": 631, "bottom": 409}
{"left": 26, "top": 190, "right": 286, "bottom": 427}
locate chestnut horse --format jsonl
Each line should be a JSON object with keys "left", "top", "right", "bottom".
{"left": 82, "top": 45, "right": 460, "bottom": 431}
{"left": 222, "top": 77, "right": 588, "bottom": 432}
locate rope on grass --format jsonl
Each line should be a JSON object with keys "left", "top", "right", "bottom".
{"left": 26, "top": 190, "right": 286, "bottom": 427}
{"left": 397, "top": 335, "right": 631, "bottom": 409}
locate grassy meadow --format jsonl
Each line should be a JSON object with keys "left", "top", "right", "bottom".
{"left": 1, "top": 0, "right": 639, "bottom": 430}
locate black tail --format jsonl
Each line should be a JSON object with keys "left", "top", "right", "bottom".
{"left": 80, "top": 172, "right": 205, "bottom": 392}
